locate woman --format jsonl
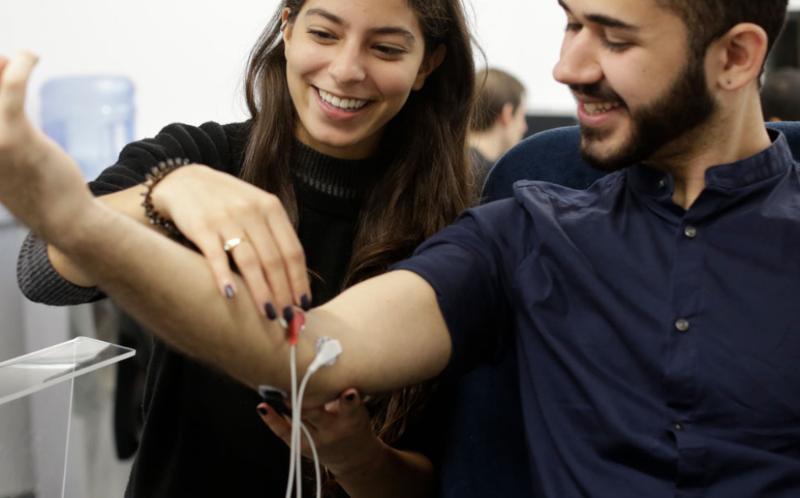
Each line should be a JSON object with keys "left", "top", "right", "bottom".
{"left": 16, "top": 0, "right": 475, "bottom": 496}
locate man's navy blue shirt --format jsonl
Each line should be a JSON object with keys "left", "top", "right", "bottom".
{"left": 395, "top": 132, "right": 800, "bottom": 497}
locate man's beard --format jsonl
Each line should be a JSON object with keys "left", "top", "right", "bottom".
{"left": 574, "top": 52, "right": 717, "bottom": 172}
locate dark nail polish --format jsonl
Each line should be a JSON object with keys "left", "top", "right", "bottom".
{"left": 224, "top": 285, "right": 235, "bottom": 299}
{"left": 257, "top": 405, "right": 269, "bottom": 416}
{"left": 264, "top": 303, "right": 277, "bottom": 320}
{"left": 283, "top": 306, "right": 294, "bottom": 323}
{"left": 300, "top": 294, "right": 311, "bottom": 311}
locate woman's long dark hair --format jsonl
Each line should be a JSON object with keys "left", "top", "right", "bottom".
{"left": 241, "top": 0, "right": 476, "bottom": 480}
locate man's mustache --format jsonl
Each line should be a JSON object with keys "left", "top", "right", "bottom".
{"left": 569, "top": 83, "right": 623, "bottom": 103}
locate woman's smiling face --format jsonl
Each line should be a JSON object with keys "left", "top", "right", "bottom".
{"left": 283, "top": 0, "right": 436, "bottom": 159}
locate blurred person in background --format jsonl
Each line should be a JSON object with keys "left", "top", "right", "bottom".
{"left": 468, "top": 67, "right": 528, "bottom": 188}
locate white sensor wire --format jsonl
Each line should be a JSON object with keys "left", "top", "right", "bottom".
{"left": 301, "top": 423, "right": 322, "bottom": 498}
{"left": 294, "top": 362, "right": 314, "bottom": 495}
{"left": 284, "top": 346, "right": 299, "bottom": 498}
{"left": 283, "top": 335, "right": 343, "bottom": 498}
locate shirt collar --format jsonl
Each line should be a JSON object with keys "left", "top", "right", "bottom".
{"left": 628, "top": 129, "right": 794, "bottom": 198}
{"left": 291, "top": 139, "right": 384, "bottom": 200}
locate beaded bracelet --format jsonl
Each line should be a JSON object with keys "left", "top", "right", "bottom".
{"left": 141, "top": 158, "right": 190, "bottom": 240}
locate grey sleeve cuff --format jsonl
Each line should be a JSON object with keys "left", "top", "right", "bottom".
{"left": 16, "top": 232, "right": 105, "bottom": 305}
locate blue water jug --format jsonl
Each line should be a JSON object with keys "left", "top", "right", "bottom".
{"left": 40, "top": 76, "right": 135, "bottom": 180}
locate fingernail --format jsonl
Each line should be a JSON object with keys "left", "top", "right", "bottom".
{"left": 257, "top": 405, "right": 269, "bottom": 416}
{"left": 283, "top": 306, "right": 294, "bottom": 323}
{"left": 300, "top": 294, "right": 311, "bottom": 311}
{"left": 224, "top": 284, "right": 235, "bottom": 299}
{"left": 264, "top": 303, "right": 277, "bottom": 320}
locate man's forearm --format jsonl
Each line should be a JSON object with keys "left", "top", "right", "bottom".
{"left": 47, "top": 185, "right": 149, "bottom": 287}
{"left": 51, "top": 199, "right": 451, "bottom": 403}
{"left": 57, "top": 201, "right": 295, "bottom": 386}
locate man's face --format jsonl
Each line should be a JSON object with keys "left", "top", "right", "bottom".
{"left": 552, "top": 0, "right": 717, "bottom": 171}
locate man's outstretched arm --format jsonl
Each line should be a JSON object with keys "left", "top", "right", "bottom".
{"left": 69, "top": 204, "right": 451, "bottom": 402}
{"left": 0, "top": 52, "right": 452, "bottom": 404}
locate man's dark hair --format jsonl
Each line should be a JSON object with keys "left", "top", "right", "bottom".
{"left": 657, "top": 0, "right": 789, "bottom": 58}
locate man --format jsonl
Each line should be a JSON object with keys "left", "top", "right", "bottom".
{"left": 468, "top": 67, "right": 528, "bottom": 187}
{"left": 0, "top": 0, "right": 797, "bottom": 496}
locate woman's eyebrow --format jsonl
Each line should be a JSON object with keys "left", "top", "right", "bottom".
{"left": 304, "top": 8, "right": 416, "bottom": 44}
{"left": 370, "top": 26, "right": 416, "bottom": 44}
{"left": 305, "top": 7, "right": 344, "bottom": 24}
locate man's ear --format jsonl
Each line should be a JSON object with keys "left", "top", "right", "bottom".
{"left": 499, "top": 103, "right": 515, "bottom": 126}
{"left": 413, "top": 45, "right": 447, "bottom": 91}
{"left": 708, "top": 22, "right": 769, "bottom": 91}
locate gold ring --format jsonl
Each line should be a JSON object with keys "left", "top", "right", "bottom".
{"left": 223, "top": 237, "right": 245, "bottom": 252}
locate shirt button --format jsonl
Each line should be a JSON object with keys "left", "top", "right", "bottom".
{"left": 673, "top": 422, "right": 684, "bottom": 432}
{"left": 684, "top": 225, "right": 698, "bottom": 239}
{"left": 675, "top": 319, "right": 690, "bottom": 332}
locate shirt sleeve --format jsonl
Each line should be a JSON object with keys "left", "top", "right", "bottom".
{"left": 90, "top": 121, "right": 247, "bottom": 195}
{"left": 391, "top": 198, "right": 527, "bottom": 378}
{"left": 15, "top": 121, "right": 249, "bottom": 305}
{"left": 16, "top": 233, "right": 105, "bottom": 304}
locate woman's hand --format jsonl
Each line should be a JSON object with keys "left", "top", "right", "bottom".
{"left": 257, "top": 388, "right": 384, "bottom": 478}
{"left": 258, "top": 389, "right": 436, "bottom": 498}
{"left": 0, "top": 52, "right": 93, "bottom": 243}
{"left": 150, "top": 165, "right": 311, "bottom": 318}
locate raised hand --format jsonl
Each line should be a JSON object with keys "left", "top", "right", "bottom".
{"left": 0, "top": 51, "right": 92, "bottom": 243}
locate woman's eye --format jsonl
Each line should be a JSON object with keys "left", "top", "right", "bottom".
{"left": 374, "top": 45, "right": 406, "bottom": 57}
{"left": 565, "top": 21, "right": 582, "bottom": 32}
{"left": 308, "top": 29, "right": 336, "bottom": 41}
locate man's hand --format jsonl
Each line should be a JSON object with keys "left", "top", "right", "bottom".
{"left": 0, "top": 51, "right": 93, "bottom": 244}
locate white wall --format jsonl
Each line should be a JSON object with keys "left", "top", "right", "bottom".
{"left": 1, "top": 0, "right": 574, "bottom": 141}
{"left": 3, "top": 0, "right": 277, "bottom": 138}
{"left": 468, "top": 0, "right": 571, "bottom": 115}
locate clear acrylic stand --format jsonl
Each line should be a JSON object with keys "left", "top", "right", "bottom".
{"left": 0, "top": 337, "right": 135, "bottom": 498}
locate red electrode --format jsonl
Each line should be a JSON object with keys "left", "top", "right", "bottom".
{"left": 288, "top": 310, "right": 305, "bottom": 345}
